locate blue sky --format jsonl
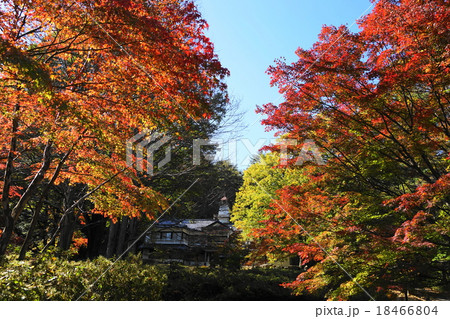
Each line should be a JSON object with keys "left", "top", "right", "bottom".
{"left": 196, "top": 0, "right": 373, "bottom": 170}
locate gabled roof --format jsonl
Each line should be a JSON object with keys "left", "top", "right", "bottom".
{"left": 154, "top": 219, "right": 232, "bottom": 232}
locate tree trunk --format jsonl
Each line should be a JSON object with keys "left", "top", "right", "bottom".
{"left": 84, "top": 214, "right": 106, "bottom": 259}
{"left": 106, "top": 219, "right": 120, "bottom": 258}
{"left": 127, "top": 217, "right": 138, "bottom": 254}
{"left": 0, "top": 215, "right": 14, "bottom": 256}
{"left": 58, "top": 210, "right": 75, "bottom": 250}
{"left": 0, "top": 105, "right": 19, "bottom": 256}
{"left": 19, "top": 144, "right": 77, "bottom": 260}
{"left": 18, "top": 206, "right": 39, "bottom": 260}
{"left": 42, "top": 168, "right": 128, "bottom": 254}
{"left": 12, "top": 141, "right": 52, "bottom": 222}
{"left": 1, "top": 140, "right": 52, "bottom": 256}
{"left": 116, "top": 216, "right": 129, "bottom": 256}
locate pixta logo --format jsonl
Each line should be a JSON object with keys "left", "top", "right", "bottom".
{"left": 126, "top": 130, "right": 171, "bottom": 175}
{"left": 126, "top": 131, "right": 324, "bottom": 174}
{"left": 193, "top": 138, "right": 325, "bottom": 167}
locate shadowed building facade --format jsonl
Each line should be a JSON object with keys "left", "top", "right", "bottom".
{"left": 142, "top": 198, "right": 234, "bottom": 266}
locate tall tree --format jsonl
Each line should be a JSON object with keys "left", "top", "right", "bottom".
{"left": 0, "top": 0, "right": 228, "bottom": 255}
{"left": 255, "top": 0, "right": 449, "bottom": 299}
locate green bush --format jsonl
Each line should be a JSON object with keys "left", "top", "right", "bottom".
{"left": 0, "top": 252, "right": 166, "bottom": 301}
{"left": 161, "top": 264, "right": 320, "bottom": 301}
{"left": 0, "top": 251, "right": 319, "bottom": 300}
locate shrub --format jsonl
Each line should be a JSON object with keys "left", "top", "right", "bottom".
{"left": 0, "top": 252, "right": 166, "bottom": 301}
{"left": 0, "top": 251, "right": 319, "bottom": 300}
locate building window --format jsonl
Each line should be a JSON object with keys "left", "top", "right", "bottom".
{"left": 173, "top": 232, "right": 182, "bottom": 240}
{"left": 160, "top": 232, "right": 172, "bottom": 240}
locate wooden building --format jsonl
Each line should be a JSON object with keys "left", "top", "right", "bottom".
{"left": 141, "top": 200, "right": 234, "bottom": 266}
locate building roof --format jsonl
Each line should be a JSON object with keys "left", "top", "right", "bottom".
{"left": 154, "top": 219, "right": 232, "bottom": 231}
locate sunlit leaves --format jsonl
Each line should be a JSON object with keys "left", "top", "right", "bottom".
{"left": 252, "top": 0, "right": 449, "bottom": 299}
{"left": 0, "top": 0, "right": 228, "bottom": 252}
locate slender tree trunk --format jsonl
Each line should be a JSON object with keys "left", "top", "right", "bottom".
{"left": 11, "top": 141, "right": 52, "bottom": 222}
{"left": 18, "top": 206, "right": 39, "bottom": 260}
{"left": 0, "top": 215, "right": 14, "bottom": 256}
{"left": 0, "top": 105, "right": 19, "bottom": 256}
{"left": 84, "top": 213, "right": 106, "bottom": 259}
{"left": 127, "top": 218, "right": 138, "bottom": 254}
{"left": 116, "top": 216, "right": 129, "bottom": 256}
{"left": 19, "top": 144, "right": 77, "bottom": 260}
{"left": 1, "top": 140, "right": 52, "bottom": 256}
{"left": 41, "top": 167, "right": 128, "bottom": 253}
{"left": 106, "top": 219, "right": 120, "bottom": 258}
{"left": 59, "top": 210, "right": 75, "bottom": 250}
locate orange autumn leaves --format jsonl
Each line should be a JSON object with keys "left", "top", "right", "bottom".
{"left": 0, "top": 0, "right": 228, "bottom": 252}
{"left": 245, "top": 0, "right": 450, "bottom": 299}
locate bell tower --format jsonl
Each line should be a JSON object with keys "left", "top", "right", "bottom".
{"left": 217, "top": 196, "right": 230, "bottom": 224}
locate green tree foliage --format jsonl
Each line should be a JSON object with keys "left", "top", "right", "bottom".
{"left": 150, "top": 160, "right": 243, "bottom": 219}
{"left": 231, "top": 152, "right": 305, "bottom": 262}
{"left": 249, "top": 0, "right": 449, "bottom": 300}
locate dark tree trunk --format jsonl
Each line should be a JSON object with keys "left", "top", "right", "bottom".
{"left": 12, "top": 141, "right": 52, "bottom": 222}
{"left": 116, "top": 216, "right": 129, "bottom": 256}
{"left": 19, "top": 145, "right": 76, "bottom": 260}
{"left": 0, "top": 105, "right": 19, "bottom": 256}
{"left": 84, "top": 214, "right": 107, "bottom": 259}
{"left": 58, "top": 210, "right": 75, "bottom": 250}
{"left": 106, "top": 219, "right": 120, "bottom": 258}
{"left": 42, "top": 169, "right": 127, "bottom": 254}
{"left": 0, "top": 215, "right": 14, "bottom": 256}
{"left": 1, "top": 141, "right": 52, "bottom": 256}
{"left": 126, "top": 218, "right": 138, "bottom": 253}
{"left": 18, "top": 206, "right": 40, "bottom": 260}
